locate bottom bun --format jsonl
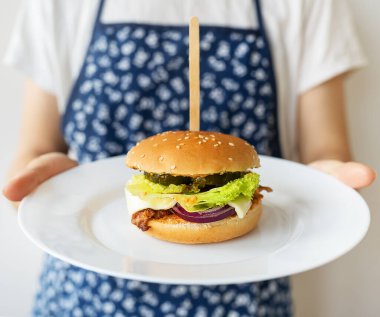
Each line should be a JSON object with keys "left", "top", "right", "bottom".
{"left": 146, "top": 201, "right": 263, "bottom": 244}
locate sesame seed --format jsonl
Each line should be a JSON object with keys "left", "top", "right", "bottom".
{"left": 210, "top": 134, "right": 215, "bottom": 137}
{"left": 153, "top": 143, "right": 158, "bottom": 147}
{"left": 159, "top": 156, "right": 164, "bottom": 161}
{"left": 171, "top": 165, "right": 176, "bottom": 170}
{"left": 205, "top": 137, "right": 209, "bottom": 140}
{"left": 140, "top": 154, "right": 145, "bottom": 158}
{"left": 213, "top": 144, "right": 219, "bottom": 147}
{"left": 199, "top": 135, "right": 204, "bottom": 139}
{"left": 176, "top": 145, "right": 181, "bottom": 149}
{"left": 228, "top": 157, "right": 233, "bottom": 161}
{"left": 218, "top": 141, "right": 222, "bottom": 145}
{"left": 228, "top": 142, "right": 235, "bottom": 146}
{"left": 179, "top": 143, "right": 184, "bottom": 146}
{"left": 162, "top": 138, "right": 167, "bottom": 142}
{"left": 184, "top": 136, "right": 189, "bottom": 140}
{"left": 198, "top": 141, "right": 202, "bottom": 144}
{"left": 177, "top": 138, "right": 182, "bottom": 141}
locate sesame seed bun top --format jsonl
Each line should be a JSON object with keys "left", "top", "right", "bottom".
{"left": 125, "top": 131, "right": 260, "bottom": 176}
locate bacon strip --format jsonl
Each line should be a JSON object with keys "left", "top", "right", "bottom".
{"left": 131, "top": 209, "right": 173, "bottom": 231}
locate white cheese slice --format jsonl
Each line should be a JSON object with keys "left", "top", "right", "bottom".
{"left": 125, "top": 188, "right": 177, "bottom": 217}
{"left": 228, "top": 196, "right": 253, "bottom": 219}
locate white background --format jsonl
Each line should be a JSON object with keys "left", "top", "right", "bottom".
{"left": 0, "top": 1, "right": 379, "bottom": 316}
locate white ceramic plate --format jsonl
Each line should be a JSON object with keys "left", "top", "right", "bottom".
{"left": 19, "top": 155, "right": 370, "bottom": 285}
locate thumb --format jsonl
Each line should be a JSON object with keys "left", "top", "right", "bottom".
{"left": 2, "top": 152, "right": 78, "bottom": 202}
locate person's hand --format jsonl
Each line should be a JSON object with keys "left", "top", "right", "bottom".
{"left": 308, "top": 160, "right": 376, "bottom": 189}
{"left": 2, "top": 152, "right": 78, "bottom": 203}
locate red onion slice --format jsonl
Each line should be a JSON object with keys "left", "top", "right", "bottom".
{"left": 172, "top": 204, "right": 236, "bottom": 223}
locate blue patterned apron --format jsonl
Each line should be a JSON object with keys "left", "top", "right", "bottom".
{"left": 33, "top": 0, "right": 291, "bottom": 316}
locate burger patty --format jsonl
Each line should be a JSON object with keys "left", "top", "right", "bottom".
{"left": 131, "top": 186, "right": 272, "bottom": 231}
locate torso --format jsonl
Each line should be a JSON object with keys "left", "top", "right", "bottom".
{"left": 34, "top": 1, "right": 291, "bottom": 316}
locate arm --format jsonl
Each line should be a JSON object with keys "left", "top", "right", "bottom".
{"left": 297, "top": 75, "right": 375, "bottom": 188}
{"left": 3, "top": 80, "right": 77, "bottom": 203}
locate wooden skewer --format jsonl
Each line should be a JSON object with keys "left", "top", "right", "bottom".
{"left": 189, "top": 16, "right": 200, "bottom": 131}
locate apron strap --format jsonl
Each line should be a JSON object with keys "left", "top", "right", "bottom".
{"left": 254, "top": 0, "right": 265, "bottom": 31}
{"left": 95, "top": 0, "right": 106, "bottom": 25}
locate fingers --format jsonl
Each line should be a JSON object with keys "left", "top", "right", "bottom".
{"left": 2, "top": 153, "right": 78, "bottom": 202}
{"left": 331, "top": 162, "right": 376, "bottom": 189}
{"left": 309, "top": 160, "right": 376, "bottom": 189}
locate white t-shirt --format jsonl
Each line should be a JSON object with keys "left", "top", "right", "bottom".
{"left": 4, "top": 0, "right": 366, "bottom": 160}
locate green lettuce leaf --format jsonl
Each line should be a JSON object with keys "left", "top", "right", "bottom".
{"left": 127, "top": 172, "right": 260, "bottom": 212}
{"left": 127, "top": 174, "right": 189, "bottom": 194}
{"left": 177, "top": 173, "right": 260, "bottom": 211}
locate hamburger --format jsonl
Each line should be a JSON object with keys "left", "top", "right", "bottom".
{"left": 125, "top": 130, "right": 269, "bottom": 244}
